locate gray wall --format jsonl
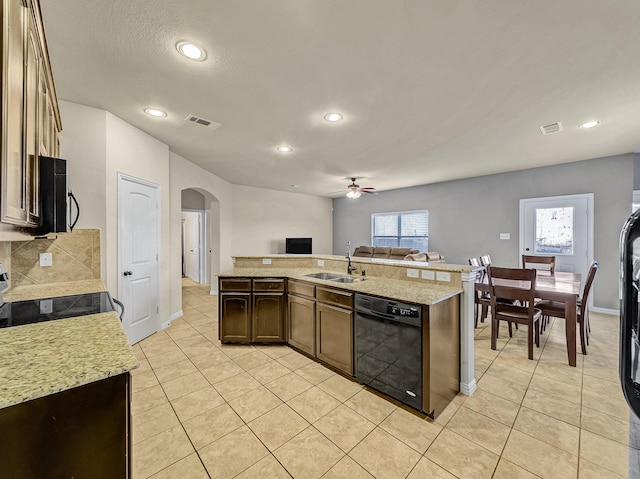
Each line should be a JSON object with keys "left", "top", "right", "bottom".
{"left": 333, "top": 154, "right": 634, "bottom": 310}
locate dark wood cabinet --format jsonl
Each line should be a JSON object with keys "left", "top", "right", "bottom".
{"left": 220, "top": 292, "right": 251, "bottom": 342}
{"left": 0, "top": 373, "right": 131, "bottom": 479}
{"left": 218, "top": 278, "right": 286, "bottom": 343}
{"left": 315, "top": 289, "right": 354, "bottom": 375}
{"left": 287, "top": 292, "right": 315, "bottom": 355}
{"left": 253, "top": 292, "right": 284, "bottom": 342}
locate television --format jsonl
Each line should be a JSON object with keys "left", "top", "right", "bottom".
{"left": 286, "top": 237, "right": 312, "bottom": 254}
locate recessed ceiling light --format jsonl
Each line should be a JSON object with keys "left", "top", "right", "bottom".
{"left": 277, "top": 146, "right": 293, "bottom": 153}
{"left": 580, "top": 120, "right": 599, "bottom": 129}
{"left": 324, "top": 112, "right": 343, "bottom": 122}
{"left": 176, "top": 41, "right": 206, "bottom": 61}
{"left": 291, "top": 185, "right": 303, "bottom": 188}
{"left": 144, "top": 108, "right": 167, "bottom": 117}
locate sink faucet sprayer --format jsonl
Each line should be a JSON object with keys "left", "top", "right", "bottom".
{"left": 346, "top": 241, "right": 356, "bottom": 275}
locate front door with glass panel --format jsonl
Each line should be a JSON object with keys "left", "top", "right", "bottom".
{"left": 519, "top": 194, "right": 592, "bottom": 282}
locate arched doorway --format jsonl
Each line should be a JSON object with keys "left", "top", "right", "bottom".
{"left": 180, "top": 187, "right": 220, "bottom": 291}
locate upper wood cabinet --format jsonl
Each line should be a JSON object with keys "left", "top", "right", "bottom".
{"left": 1, "top": 0, "right": 61, "bottom": 228}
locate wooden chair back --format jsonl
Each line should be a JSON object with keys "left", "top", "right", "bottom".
{"left": 522, "top": 255, "right": 556, "bottom": 274}
{"left": 581, "top": 260, "right": 599, "bottom": 307}
{"left": 487, "top": 266, "right": 538, "bottom": 319}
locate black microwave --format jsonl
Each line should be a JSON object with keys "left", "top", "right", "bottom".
{"left": 34, "top": 156, "right": 79, "bottom": 236}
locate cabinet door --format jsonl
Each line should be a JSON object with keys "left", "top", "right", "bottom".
{"left": 219, "top": 293, "right": 251, "bottom": 343}
{"left": 287, "top": 294, "right": 315, "bottom": 356}
{"left": 253, "top": 293, "right": 284, "bottom": 342}
{"left": 316, "top": 302, "right": 353, "bottom": 375}
{"left": 1, "top": 0, "right": 27, "bottom": 224}
{"left": 38, "top": 56, "right": 49, "bottom": 157}
{"left": 24, "top": 11, "right": 39, "bottom": 225}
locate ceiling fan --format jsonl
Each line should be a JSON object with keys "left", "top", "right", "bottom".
{"left": 329, "top": 177, "right": 378, "bottom": 199}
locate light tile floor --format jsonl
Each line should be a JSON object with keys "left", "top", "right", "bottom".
{"left": 131, "top": 278, "right": 637, "bottom": 478}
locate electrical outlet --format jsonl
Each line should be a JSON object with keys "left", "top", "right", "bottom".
{"left": 421, "top": 270, "right": 435, "bottom": 280}
{"left": 317, "top": 260, "right": 325, "bottom": 267}
{"left": 40, "top": 252, "right": 53, "bottom": 267}
{"left": 40, "top": 299, "right": 53, "bottom": 314}
{"left": 436, "top": 271, "right": 451, "bottom": 282}
{"left": 262, "top": 258, "right": 272, "bottom": 265}
{"left": 406, "top": 268, "right": 419, "bottom": 278}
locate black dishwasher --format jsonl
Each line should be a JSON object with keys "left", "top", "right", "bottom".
{"left": 355, "top": 294, "right": 422, "bottom": 410}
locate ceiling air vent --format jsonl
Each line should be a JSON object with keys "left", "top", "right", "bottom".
{"left": 184, "top": 114, "right": 221, "bottom": 129}
{"left": 539, "top": 121, "right": 563, "bottom": 135}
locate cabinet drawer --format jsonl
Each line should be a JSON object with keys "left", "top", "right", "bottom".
{"left": 219, "top": 279, "right": 252, "bottom": 292}
{"left": 253, "top": 279, "right": 285, "bottom": 292}
{"left": 288, "top": 280, "right": 315, "bottom": 298}
{"left": 316, "top": 287, "right": 353, "bottom": 309}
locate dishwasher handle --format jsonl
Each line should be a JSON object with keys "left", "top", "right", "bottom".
{"left": 356, "top": 308, "right": 422, "bottom": 328}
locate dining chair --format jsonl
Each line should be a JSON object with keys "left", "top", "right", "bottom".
{"left": 469, "top": 257, "right": 489, "bottom": 327}
{"left": 535, "top": 260, "right": 599, "bottom": 355}
{"left": 522, "top": 254, "right": 556, "bottom": 274}
{"left": 480, "top": 255, "right": 492, "bottom": 267}
{"left": 488, "top": 266, "right": 541, "bottom": 360}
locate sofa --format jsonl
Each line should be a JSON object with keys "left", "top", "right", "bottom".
{"left": 352, "top": 246, "right": 445, "bottom": 263}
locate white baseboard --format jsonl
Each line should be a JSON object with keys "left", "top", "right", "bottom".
{"left": 592, "top": 307, "right": 619, "bottom": 316}
{"left": 210, "top": 289, "right": 218, "bottom": 296}
{"left": 169, "top": 310, "right": 183, "bottom": 321}
{"left": 460, "top": 379, "right": 477, "bottom": 396}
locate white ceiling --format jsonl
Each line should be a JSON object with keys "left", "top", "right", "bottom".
{"left": 40, "top": 1, "right": 640, "bottom": 197}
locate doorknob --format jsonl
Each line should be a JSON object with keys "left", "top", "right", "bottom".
{"left": 124, "top": 271, "right": 133, "bottom": 276}
{"left": 525, "top": 248, "right": 530, "bottom": 251}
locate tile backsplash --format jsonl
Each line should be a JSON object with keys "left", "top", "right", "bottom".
{"left": 0, "top": 229, "right": 101, "bottom": 289}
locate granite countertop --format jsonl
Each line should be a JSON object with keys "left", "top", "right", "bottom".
{"left": 219, "top": 268, "right": 462, "bottom": 305}
{"left": 3, "top": 279, "right": 109, "bottom": 302}
{"left": 232, "top": 254, "right": 474, "bottom": 273}
{"left": 0, "top": 281, "right": 139, "bottom": 409}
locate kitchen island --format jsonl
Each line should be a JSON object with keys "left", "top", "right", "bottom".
{"left": 218, "top": 256, "right": 470, "bottom": 418}
{"left": 0, "top": 280, "right": 138, "bottom": 478}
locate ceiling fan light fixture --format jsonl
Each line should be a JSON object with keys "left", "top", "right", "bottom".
{"left": 144, "top": 108, "right": 167, "bottom": 117}
{"left": 580, "top": 120, "right": 599, "bottom": 129}
{"left": 176, "top": 41, "right": 207, "bottom": 61}
{"left": 346, "top": 190, "right": 361, "bottom": 199}
{"left": 324, "top": 112, "right": 343, "bottom": 122}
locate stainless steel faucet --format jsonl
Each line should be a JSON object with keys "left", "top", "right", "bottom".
{"left": 346, "top": 241, "right": 356, "bottom": 275}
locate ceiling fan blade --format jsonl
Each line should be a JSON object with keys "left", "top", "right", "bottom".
{"left": 361, "top": 190, "right": 379, "bottom": 194}
{"left": 327, "top": 189, "right": 347, "bottom": 195}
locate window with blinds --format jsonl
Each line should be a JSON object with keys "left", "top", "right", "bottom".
{"left": 371, "top": 210, "right": 429, "bottom": 252}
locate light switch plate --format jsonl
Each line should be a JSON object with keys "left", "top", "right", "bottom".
{"left": 262, "top": 258, "right": 272, "bottom": 265}
{"left": 500, "top": 233, "right": 511, "bottom": 240}
{"left": 40, "top": 252, "right": 52, "bottom": 267}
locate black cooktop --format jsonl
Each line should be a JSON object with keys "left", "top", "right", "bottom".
{"left": 0, "top": 292, "right": 115, "bottom": 329}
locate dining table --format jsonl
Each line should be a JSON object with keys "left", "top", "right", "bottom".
{"left": 475, "top": 270, "right": 582, "bottom": 367}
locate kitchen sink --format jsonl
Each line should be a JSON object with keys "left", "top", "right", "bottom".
{"left": 305, "top": 272, "right": 342, "bottom": 280}
{"left": 304, "top": 272, "right": 358, "bottom": 283}
{"left": 330, "top": 277, "right": 356, "bottom": 283}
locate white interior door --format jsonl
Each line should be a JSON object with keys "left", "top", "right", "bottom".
{"left": 118, "top": 174, "right": 159, "bottom": 344}
{"left": 519, "top": 194, "right": 593, "bottom": 282}
{"left": 182, "top": 211, "right": 201, "bottom": 283}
